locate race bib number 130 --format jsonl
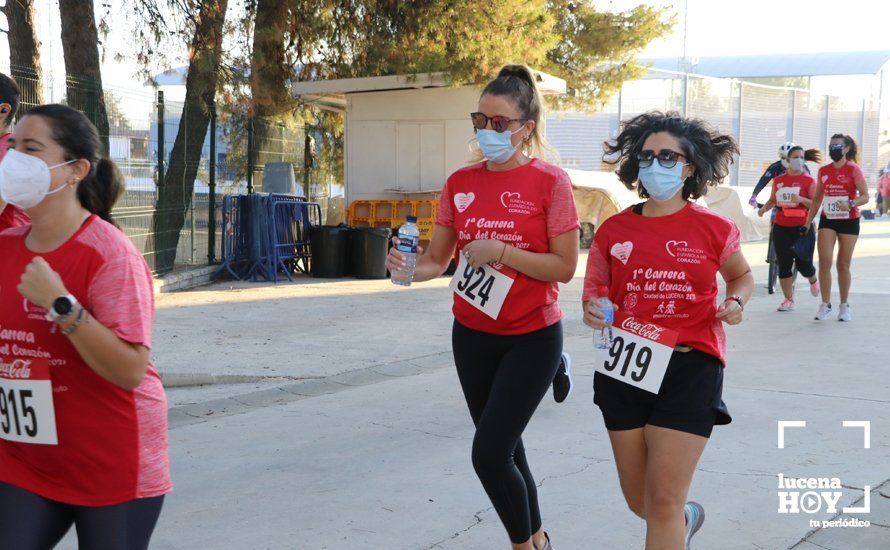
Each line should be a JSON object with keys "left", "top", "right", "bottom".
{"left": 595, "top": 313, "right": 679, "bottom": 394}
{"left": 449, "top": 255, "right": 515, "bottom": 320}
{"left": 0, "top": 358, "right": 58, "bottom": 445}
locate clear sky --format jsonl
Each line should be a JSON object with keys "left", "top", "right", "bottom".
{"left": 598, "top": 0, "right": 890, "bottom": 58}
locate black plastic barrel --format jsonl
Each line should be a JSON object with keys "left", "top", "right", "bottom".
{"left": 310, "top": 225, "right": 349, "bottom": 278}
{"left": 348, "top": 227, "right": 392, "bottom": 279}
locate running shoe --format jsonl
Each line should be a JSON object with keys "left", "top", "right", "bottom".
{"left": 777, "top": 299, "right": 795, "bottom": 312}
{"left": 552, "top": 353, "right": 572, "bottom": 403}
{"left": 684, "top": 502, "right": 705, "bottom": 550}
{"left": 814, "top": 303, "right": 832, "bottom": 321}
{"left": 838, "top": 303, "right": 852, "bottom": 322}
{"left": 809, "top": 279, "right": 820, "bottom": 297}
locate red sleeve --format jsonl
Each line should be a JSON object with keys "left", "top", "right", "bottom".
{"left": 88, "top": 253, "right": 155, "bottom": 348}
{"left": 546, "top": 170, "right": 580, "bottom": 238}
{"left": 436, "top": 177, "right": 454, "bottom": 227}
{"left": 851, "top": 164, "right": 866, "bottom": 184}
{"left": 0, "top": 204, "right": 31, "bottom": 232}
{"left": 719, "top": 221, "right": 741, "bottom": 266}
{"left": 582, "top": 228, "right": 611, "bottom": 302}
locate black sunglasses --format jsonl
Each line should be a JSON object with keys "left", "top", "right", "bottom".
{"left": 470, "top": 112, "right": 526, "bottom": 133}
{"left": 637, "top": 149, "right": 687, "bottom": 169}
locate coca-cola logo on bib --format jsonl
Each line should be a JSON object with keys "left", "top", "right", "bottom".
{"left": 620, "top": 317, "right": 666, "bottom": 341}
{"left": 0, "top": 358, "right": 33, "bottom": 379}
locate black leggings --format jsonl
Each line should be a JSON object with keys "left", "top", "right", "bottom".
{"left": 773, "top": 224, "right": 816, "bottom": 279}
{"left": 0, "top": 481, "right": 164, "bottom": 550}
{"left": 452, "top": 320, "right": 563, "bottom": 544}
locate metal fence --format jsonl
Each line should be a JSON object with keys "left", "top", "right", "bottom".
{"left": 4, "top": 62, "right": 343, "bottom": 274}
{"left": 548, "top": 68, "right": 889, "bottom": 186}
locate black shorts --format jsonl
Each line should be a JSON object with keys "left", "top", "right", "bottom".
{"left": 593, "top": 348, "right": 731, "bottom": 438}
{"left": 819, "top": 216, "right": 860, "bottom": 236}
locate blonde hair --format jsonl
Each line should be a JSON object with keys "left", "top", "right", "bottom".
{"left": 470, "top": 64, "right": 559, "bottom": 163}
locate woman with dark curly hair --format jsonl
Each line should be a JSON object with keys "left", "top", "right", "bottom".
{"left": 582, "top": 111, "right": 753, "bottom": 549}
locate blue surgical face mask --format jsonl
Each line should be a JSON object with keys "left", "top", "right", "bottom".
{"left": 638, "top": 161, "right": 687, "bottom": 202}
{"left": 476, "top": 127, "right": 524, "bottom": 164}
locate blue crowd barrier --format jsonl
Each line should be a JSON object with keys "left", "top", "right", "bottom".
{"left": 215, "top": 193, "right": 322, "bottom": 283}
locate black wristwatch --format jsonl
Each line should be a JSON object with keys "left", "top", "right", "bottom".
{"left": 724, "top": 295, "right": 744, "bottom": 311}
{"left": 46, "top": 294, "right": 79, "bottom": 323}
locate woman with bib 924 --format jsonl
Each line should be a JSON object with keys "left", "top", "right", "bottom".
{"left": 386, "top": 65, "right": 579, "bottom": 550}
{"left": 806, "top": 134, "right": 869, "bottom": 322}
{"left": 583, "top": 111, "right": 753, "bottom": 550}
{"left": 0, "top": 105, "right": 170, "bottom": 550}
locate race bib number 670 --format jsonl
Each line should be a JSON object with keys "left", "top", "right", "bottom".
{"left": 0, "top": 358, "right": 58, "bottom": 445}
{"left": 449, "top": 255, "right": 515, "bottom": 320}
{"left": 595, "top": 313, "right": 679, "bottom": 394}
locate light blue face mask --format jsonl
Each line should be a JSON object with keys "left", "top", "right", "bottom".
{"left": 476, "top": 127, "right": 524, "bottom": 164}
{"left": 639, "top": 161, "right": 687, "bottom": 202}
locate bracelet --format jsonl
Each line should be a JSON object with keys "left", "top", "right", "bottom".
{"left": 497, "top": 241, "right": 508, "bottom": 264}
{"left": 724, "top": 295, "right": 744, "bottom": 311}
{"left": 61, "top": 306, "right": 87, "bottom": 336}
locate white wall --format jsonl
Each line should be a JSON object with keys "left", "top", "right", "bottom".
{"left": 346, "top": 86, "right": 480, "bottom": 203}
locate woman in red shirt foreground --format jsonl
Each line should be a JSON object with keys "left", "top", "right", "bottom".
{"left": 0, "top": 104, "right": 170, "bottom": 549}
{"left": 387, "top": 65, "right": 579, "bottom": 550}
{"left": 583, "top": 111, "right": 753, "bottom": 549}
{"left": 758, "top": 145, "right": 822, "bottom": 311}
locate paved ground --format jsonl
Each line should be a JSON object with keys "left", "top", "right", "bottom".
{"left": 59, "top": 217, "right": 890, "bottom": 549}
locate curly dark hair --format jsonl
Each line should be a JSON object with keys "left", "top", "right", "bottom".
{"left": 603, "top": 111, "right": 739, "bottom": 200}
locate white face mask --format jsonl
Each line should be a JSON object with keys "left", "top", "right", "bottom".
{"left": 0, "top": 149, "right": 76, "bottom": 209}
{"left": 789, "top": 157, "right": 805, "bottom": 172}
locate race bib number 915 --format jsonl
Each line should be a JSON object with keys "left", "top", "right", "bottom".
{"left": 0, "top": 358, "right": 58, "bottom": 445}
{"left": 595, "top": 313, "right": 679, "bottom": 394}
{"left": 450, "top": 255, "right": 514, "bottom": 320}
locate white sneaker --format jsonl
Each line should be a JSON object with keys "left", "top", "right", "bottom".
{"left": 838, "top": 303, "right": 852, "bottom": 322}
{"left": 814, "top": 303, "right": 832, "bottom": 321}
{"left": 778, "top": 299, "right": 795, "bottom": 312}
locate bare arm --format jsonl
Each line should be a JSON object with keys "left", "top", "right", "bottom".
{"left": 387, "top": 224, "right": 457, "bottom": 284}
{"left": 497, "top": 229, "right": 580, "bottom": 284}
{"left": 805, "top": 183, "right": 825, "bottom": 227}
{"left": 715, "top": 251, "right": 753, "bottom": 325}
{"left": 851, "top": 178, "right": 870, "bottom": 207}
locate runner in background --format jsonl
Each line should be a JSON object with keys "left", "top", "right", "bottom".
{"left": 877, "top": 168, "right": 890, "bottom": 217}
{"left": 757, "top": 146, "right": 820, "bottom": 311}
{"left": 386, "top": 64, "right": 579, "bottom": 550}
{"left": 747, "top": 141, "right": 819, "bottom": 208}
{"left": 0, "top": 104, "right": 171, "bottom": 549}
{"left": 584, "top": 111, "right": 752, "bottom": 550}
{"left": 0, "top": 72, "right": 30, "bottom": 231}
{"left": 806, "top": 134, "right": 869, "bottom": 322}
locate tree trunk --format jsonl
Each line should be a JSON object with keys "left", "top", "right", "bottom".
{"left": 151, "top": 0, "right": 228, "bottom": 274}
{"left": 250, "top": 0, "right": 291, "bottom": 177}
{"left": 2, "top": 0, "right": 45, "bottom": 110}
{"left": 58, "top": 0, "right": 110, "bottom": 155}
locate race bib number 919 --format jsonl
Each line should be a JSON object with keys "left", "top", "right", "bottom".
{"left": 0, "top": 358, "right": 58, "bottom": 445}
{"left": 595, "top": 313, "right": 679, "bottom": 394}
{"left": 450, "top": 255, "right": 514, "bottom": 320}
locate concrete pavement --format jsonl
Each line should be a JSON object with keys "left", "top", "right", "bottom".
{"left": 57, "top": 217, "right": 890, "bottom": 549}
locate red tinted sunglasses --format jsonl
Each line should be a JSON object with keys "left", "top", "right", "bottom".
{"left": 470, "top": 112, "right": 526, "bottom": 133}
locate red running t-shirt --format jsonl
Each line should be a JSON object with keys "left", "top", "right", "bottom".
{"left": 771, "top": 173, "right": 815, "bottom": 227}
{"left": 817, "top": 162, "right": 865, "bottom": 219}
{"left": 0, "top": 216, "right": 172, "bottom": 506}
{"left": 0, "top": 132, "right": 31, "bottom": 231}
{"left": 437, "top": 158, "right": 580, "bottom": 335}
{"left": 583, "top": 202, "right": 740, "bottom": 363}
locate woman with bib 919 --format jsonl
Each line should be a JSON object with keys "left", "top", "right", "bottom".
{"left": 0, "top": 105, "right": 170, "bottom": 550}
{"left": 582, "top": 111, "right": 753, "bottom": 550}
{"left": 386, "top": 65, "right": 579, "bottom": 550}
{"left": 806, "top": 134, "right": 869, "bottom": 322}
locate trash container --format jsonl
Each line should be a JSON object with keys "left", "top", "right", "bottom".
{"left": 310, "top": 225, "right": 349, "bottom": 278}
{"left": 348, "top": 226, "right": 391, "bottom": 279}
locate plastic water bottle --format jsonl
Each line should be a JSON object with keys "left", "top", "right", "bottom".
{"left": 391, "top": 216, "right": 420, "bottom": 286}
{"left": 594, "top": 285, "right": 614, "bottom": 349}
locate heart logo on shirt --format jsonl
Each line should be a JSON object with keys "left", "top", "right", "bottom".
{"left": 665, "top": 240, "right": 688, "bottom": 258}
{"left": 454, "top": 192, "right": 475, "bottom": 213}
{"left": 822, "top": 175, "right": 828, "bottom": 183}
{"left": 500, "top": 191, "right": 521, "bottom": 208}
{"left": 610, "top": 241, "right": 633, "bottom": 265}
